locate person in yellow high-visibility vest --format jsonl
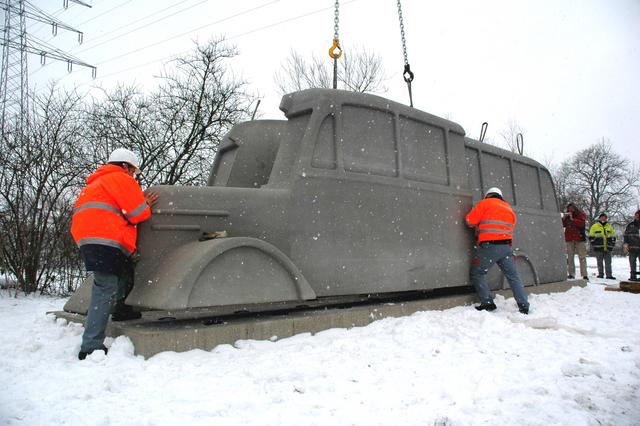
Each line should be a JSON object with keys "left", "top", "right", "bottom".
{"left": 588, "top": 213, "right": 617, "bottom": 279}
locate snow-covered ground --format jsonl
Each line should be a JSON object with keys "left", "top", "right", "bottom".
{"left": 1, "top": 257, "right": 639, "bottom": 426}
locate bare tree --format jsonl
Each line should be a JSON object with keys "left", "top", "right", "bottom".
{"left": 274, "top": 50, "right": 331, "bottom": 92}
{"left": 549, "top": 161, "right": 571, "bottom": 210}
{"left": 555, "top": 139, "right": 639, "bottom": 223}
{"left": 0, "top": 85, "right": 90, "bottom": 294}
{"left": 85, "top": 38, "right": 255, "bottom": 186}
{"left": 498, "top": 118, "right": 524, "bottom": 153}
{"left": 274, "top": 45, "right": 388, "bottom": 95}
{"left": 0, "top": 38, "right": 256, "bottom": 294}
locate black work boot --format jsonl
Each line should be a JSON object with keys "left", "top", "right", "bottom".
{"left": 111, "top": 304, "right": 142, "bottom": 322}
{"left": 78, "top": 346, "right": 108, "bottom": 360}
{"left": 475, "top": 302, "right": 497, "bottom": 312}
{"left": 518, "top": 304, "right": 529, "bottom": 315}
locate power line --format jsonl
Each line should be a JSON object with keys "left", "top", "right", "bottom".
{"left": 27, "top": 33, "right": 94, "bottom": 72}
{"left": 71, "top": 0, "right": 193, "bottom": 47}
{"left": 28, "top": 0, "right": 242, "bottom": 80}
{"left": 71, "top": 0, "right": 208, "bottom": 55}
{"left": 94, "top": 0, "right": 279, "bottom": 66}
{"left": 73, "top": 0, "right": 357, "bottom": 85}
{"left": 30, "top": 0, "right": 106, "bottom": 36}
{"left": 30, "top": 0, "right": 163, "bottom": 79}
{"left": 17, "top": 1, "right": 84, "bottom": 40}
{"left": 27, "top": 4, "right": 67, "bottom": 34}
{"left": 36, "top": 0, "right": 129, "bottom": 46}
{"left": 75, "top": 0, "right": 131, "bottom": 27}
{"left": 1, "top": 0, "right": 94, "bottom": 134}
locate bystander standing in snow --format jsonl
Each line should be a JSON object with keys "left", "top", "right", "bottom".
{"left": 465, "top": 187, "right": 529, "bottom": 314}
{"left": 71, "top": 148, "right": 158, "bottom": 360}
{"left": 623, "top": 210, "right": 640, "bottom": 281}
{"left": 588, "top": 213, "right": 616, "bottom": 280}
{"left": 562, "top": 202, "right": 588, "bottom": 280}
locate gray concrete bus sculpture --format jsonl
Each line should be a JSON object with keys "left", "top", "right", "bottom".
{"left": 66, "top": 89, "right": 566, "bottom": 315}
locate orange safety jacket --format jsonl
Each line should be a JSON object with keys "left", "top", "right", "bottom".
{"left": 465, "top": 197, "right": 516, "bottom": 244}
{"left": 71, "top": 164, "right": 151, "bottom": 256}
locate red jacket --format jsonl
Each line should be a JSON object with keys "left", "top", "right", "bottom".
{"left": 71, "top": 165, "right": 151, "bottom": 256}
{"left": 466, "top": 197, "right": 516, "bottom": 244}
{"left": 562, "top": 210, "right": 586, "bottom": 242}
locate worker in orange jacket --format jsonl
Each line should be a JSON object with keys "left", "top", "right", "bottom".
{"left": 465, "top": 187, "right": 529, "bottom": 314}
{"left": 71, "top": 148, "right": 158, "bottom": 360}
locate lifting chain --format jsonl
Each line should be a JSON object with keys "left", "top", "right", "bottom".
{"left": 328, "top": 0, "right": 342, "bottom": 89}
{"left": 397, "top": 0, "right": 414, "bottom": 107}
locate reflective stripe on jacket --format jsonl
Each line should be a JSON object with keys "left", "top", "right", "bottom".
{"left": 465, "top": 197, "right": 516, "bottom": 244}
{"left": 71, "top": 164, "right": 151, "bottom": 256}
{"left": 588, "top": 221, "right": 616, "bottom": 252}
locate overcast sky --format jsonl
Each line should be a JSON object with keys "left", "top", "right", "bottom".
{"left": 27, "top": 0, "right": 640, "bottom": 166}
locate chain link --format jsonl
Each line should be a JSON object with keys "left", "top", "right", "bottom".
{"left": 397, "top": 0, "right": 414, "bottom": 106}
{"left": 397, "top": 0, "right": 408, "bottom": 66}
{"left": 334, "top": 0, "right": 340, "bottom": 40}
{"left": 332, "top": 0, "right": 341, "bottom": 89}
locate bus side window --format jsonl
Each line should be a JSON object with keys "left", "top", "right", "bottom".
{"left": 465, "top": 147, "right": 483, "bottom": 202}
{"left": 398, "top": 116, "right": 447, "bottom": 185}
{"left": 540, "top": 169, "right": 559, "bottom": 211}
{"left": 482, "top": 153, "right": 514, "bottom": 204}
{"left": 312, "top": 114, "right": 337, "bottom": 170}
{"left": 342, "top": 105, "right": 397, "bottom": 177}
{"left": 513, "top": 161, "right": 542, "bottom": 209}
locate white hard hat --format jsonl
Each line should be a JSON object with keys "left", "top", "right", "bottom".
{"left": 485, "top": 187, "right": 503, "bottom": 198}
{"left": 108, "top": 148, "right": 140, "bottom": 173}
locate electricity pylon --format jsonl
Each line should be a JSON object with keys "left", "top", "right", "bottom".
{"left": 0, "top": 0, "right": 96, "bottom": 136}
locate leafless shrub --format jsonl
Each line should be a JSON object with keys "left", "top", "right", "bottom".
{"left": 0, "top": 85, "right": 90, "bottom": 294}
{"left": 274, "top": 45, "right": 388, "bottom": 95}
{"left": 85, "top": 37, "right": 255, "bottom": 186}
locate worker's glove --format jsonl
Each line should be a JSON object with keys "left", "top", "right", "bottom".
{"left": 623, "top": 243, "right": 629, "bottom": 256}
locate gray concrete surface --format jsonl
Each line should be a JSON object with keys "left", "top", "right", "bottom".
{"left": 54, "top": 280, "right": 585, "bottom": 359}
{"left": 65, "top": 89, "right": 566, "bottom": 315}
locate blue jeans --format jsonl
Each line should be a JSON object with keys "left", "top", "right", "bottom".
{"left": 470, "top": 243, "right": 529, "bottom": 308}
{"left": 80, "top": 271, "right": 128, "bottom": 352}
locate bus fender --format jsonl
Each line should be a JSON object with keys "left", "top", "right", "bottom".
{"left": 126, "top": 237, "right": 316, "bottom": 310}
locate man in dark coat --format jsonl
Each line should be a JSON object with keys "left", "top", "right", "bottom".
{"left": 623, "top": 210, "right": 640, "bottom": 281}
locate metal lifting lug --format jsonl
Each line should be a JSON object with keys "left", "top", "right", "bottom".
{"left": 479, "top": 122, "right": 488, "bottom": 143}
{"left": 516, "top": 133, "right": 524, "bottom": 155}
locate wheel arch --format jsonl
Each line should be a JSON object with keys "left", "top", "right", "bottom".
{"left": 127, "top": 237, "right": 316, "bottom": 310}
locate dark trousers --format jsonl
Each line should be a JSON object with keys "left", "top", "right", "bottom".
{"left": 594, "top": 251, "right": 612, "bottom": 277}
{"left": 630, "top": 250, "right": 639, "bottom": 279}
